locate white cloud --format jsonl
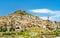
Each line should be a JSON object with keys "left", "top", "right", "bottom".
{"left": 29, "top": 9, "right": 60, "bottom": 14}
{"left": 29, "top": 9, "right": 60, "bottom": 21}
{"left": 40, "top": 15, "right": 60, "bottom": 21}
{"left": 40, "top": 17, "right": 48, "bottom": 20}
{"left": 50, "top": 15, "right": 60, "bottom": 21}
{"left": 29, "top": 9, "right": 53, "bottom": 13}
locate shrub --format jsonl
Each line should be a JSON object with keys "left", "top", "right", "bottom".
{"left": 9, "top": 27, "right": 15, "bottom": 31}
{"left": 2, "top": 28, "right": 7, "bottom": 32}
{"left": 3, "top": 32, "right": 12, "bottom": 35}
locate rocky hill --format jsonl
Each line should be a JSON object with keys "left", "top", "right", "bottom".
{"left": 0, "top": 10, "right": 59, "bottom": 32}
{"left": 0, "top": 10, "right": 60, "bottom": 38}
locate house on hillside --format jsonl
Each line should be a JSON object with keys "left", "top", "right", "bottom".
{"left": 0, "top": 21, "right": 26, "bottom": 32}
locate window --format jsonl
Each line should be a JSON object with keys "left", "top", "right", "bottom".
{"left": 16, "top": 27, "right": 20, "bottom": 29}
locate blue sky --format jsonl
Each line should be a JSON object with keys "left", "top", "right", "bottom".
{"left": 0, "top": 0, "right": 60, "bottom": 21}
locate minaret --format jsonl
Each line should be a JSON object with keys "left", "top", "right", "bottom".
{"left": 47, "top": 16, "right": 49, "bottom": 21}
{"left": 46, "top": 16, "right": 50, "bottom": 25}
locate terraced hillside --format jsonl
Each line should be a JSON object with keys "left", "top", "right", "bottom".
{"left": 0, "top": 10, "right": 60, "bottom": 38}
